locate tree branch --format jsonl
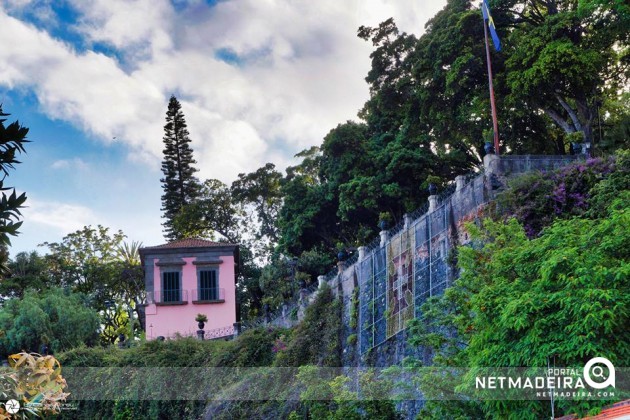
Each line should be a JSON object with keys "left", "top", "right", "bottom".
{"left": 525, "top": 1, "right": 546, "bottom": 24}
{"left": 554, "top": 94, "right": 582, "bottom": 131}
{"left": 542, "top": 107, "right": 574, "bottom": 134}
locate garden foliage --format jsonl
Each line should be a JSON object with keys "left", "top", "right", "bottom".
{"left": 0, "top": 288, "right": 100, "bottom": 355}
{"left": 408, "top": 159, "right": 630, "bottom": 419}
{"left": 55, "top": 286, "right": 343, "bottom": 419}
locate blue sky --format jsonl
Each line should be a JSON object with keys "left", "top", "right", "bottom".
{"left": 0, "top": 0, "right": 446, "bottom": 255}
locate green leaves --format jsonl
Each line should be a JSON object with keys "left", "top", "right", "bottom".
{"left": 409, "top": 165, "right": 629, "bottom": 417}
{"left": 0, "top": 106, "right": 29, "bottom": 250}
{"left": 504, "top": 0, "right": 629, "bottom": 145}
{"left": 37, "top": 225, "right": 148, "bottom": 344}
{"left": 0, "top": 288, "right": 100, "bottom": 354}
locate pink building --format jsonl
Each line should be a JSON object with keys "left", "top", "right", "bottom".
{"left": 139, "top": 239, "right": 239, "bottom": 340}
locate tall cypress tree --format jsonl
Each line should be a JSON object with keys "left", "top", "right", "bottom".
{"left": 160, "top": 95, "right": 200, "bottom": 240}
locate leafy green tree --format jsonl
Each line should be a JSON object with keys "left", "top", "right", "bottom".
{"left": 0, "top": 106, "right": 28, "bottom": 272}
{"left": 503, "top": 0, "right": 630, "bottom": 146}
{"left": 0, "top": 251, "right": 49, "bottom": 302}
{"left": 115, "top": 240, "right": 146, "bottom": 336}
{"left": 357, "top": 18, "right": 418, "bottom": 143}
{"left": 598, "top": 93, "right": 630, "bottom": 153}
{"left": 173, "top": 179, "right": 243, "bottom": 243}
{"left": 41, "top": 225, "right": 144, "bottom": 343}
{"left": 0, "top": 288, "right": 100, "bottom": 355}
{"left": 409, "top": 200, "right": 629, "bottom": 418}
{"left": 320, "top": 122, "right": 375, "bottom": 240}
{"left": 41, "top": 225, "right": 125, "bottom": 291}
{"left": 414, "top": 0, "right": 557, "bottom": 154}
{"left": 357, "top": 19, "right": 466, "bottom": 216}
{"left": 160, "top": 95, "right": 200, "bottom": 241}
{"left": 231, "top": 163, "right": 283, "bottom": 257}
{"left": 279, "top": 147, "right": 334, "bottom": 256}
{"left": 258, "top": 256, "right": 296, "bottom": 308}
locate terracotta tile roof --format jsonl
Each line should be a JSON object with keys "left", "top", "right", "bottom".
{"left": 141, "top": 238, "right": 237, "bottom": 250}
{"left": 556, "top": 400, "right": 630, "bottom": 419}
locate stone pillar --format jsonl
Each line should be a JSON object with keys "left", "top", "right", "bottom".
{"left": 428, "top": 195, "right": 438, "bottom": 213}
{"left": 197, "top": 330, "right": 205, "bottom": 340}
{"left": 483, "top": 153, "right": 502, "bottom": 191}
{"left": 483, "top": 153, "right": 500, "bottom": 176}
{"left": 233, "top": 322, "right": 241, "bottom": 337}
{"left": 358, "top": 246, "right": 367, "bottom": 261}
{"left": 337, "top": 261, "right": 345, "bottom": 274}
{"left": 380, "top": 230, "right": 388, "bottom": 247}
{"left": 403, "top": 213, "right": 413, "bottom": 229}
{"left": 318, "top": 275, "right": 326, "bottom": 289}
{"left": 455, "top": 175, "right": 466, "bottom": 192}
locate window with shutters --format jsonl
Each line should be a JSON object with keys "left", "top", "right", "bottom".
{"left": 162, "top": 271, "right": 181, "bottom": 302}
{"left": 198, "top": 269, "right": 219, "bottom": 300}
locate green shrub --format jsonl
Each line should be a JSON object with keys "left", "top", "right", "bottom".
{"left": 0, "top": 288, "right": 100, "bottom": 355}
{"left": 349, "top": 287, "right": 359, "bottom": 329}
{"left": 496, "top": 156, "right": 617, "bottom": 237}
{"left": 212, "top": 327, "right": 287, "bottom": 368}
{"left": 587, "top": 149, "right": 630, "bottom": 218}
{"left": 274, "top": 284, "right": 342, "bottom": 367}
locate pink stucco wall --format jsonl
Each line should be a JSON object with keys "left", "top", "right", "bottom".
{"left": 145, "top": 255, "right": 236, "bottom": 339}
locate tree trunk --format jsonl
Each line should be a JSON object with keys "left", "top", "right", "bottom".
{"left": 576, "top": 96, "right": 595, "bottom": 145}
{"left": 543, "top": 95, "right": 595, "bottom": 148}
{"left": 135, "top": 300, "right": 146, "bottom": 332}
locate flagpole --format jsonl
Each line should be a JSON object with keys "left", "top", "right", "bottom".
{"left": 483, "top": 15, "right": 500, "bottom": 155}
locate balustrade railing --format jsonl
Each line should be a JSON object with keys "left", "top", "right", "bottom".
{"left": 148, "top": 290, "right": 189, "bottom": 304}
{"left": 192, "top": 288, "right": 225, "bottom": 302}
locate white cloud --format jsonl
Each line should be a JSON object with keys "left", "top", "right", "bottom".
{"left": 0, "top": 0, "right": 447, "bottom": 183}
{"left": 10, "top": 194, "right": 164, "bottom": 253}
{"left": 50, "top": 157, "right": 89, "bottom": 170}
{"left": 70, "top": 0, "right": 174, "bottom": 58}
{"left": 1, "top": 0, "right": 449, "bottom": 255}
{"left": 24, "top": 198, "right": 99, "bottom": 233}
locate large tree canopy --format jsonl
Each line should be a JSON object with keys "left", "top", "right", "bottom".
{"left": 503, "top": 0, "right": 630, "bottom": 147}
{"left": 154, "top": 1, "right": 628, "bottom": 320}
{"left": 231, "top": 163, "right": 283, "bottom": 250}
{"left": 173, "top": 179, "right": 244, "bottom": 244}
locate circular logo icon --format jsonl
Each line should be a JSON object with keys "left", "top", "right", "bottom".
{"left": 584, "top": 357, "right": 615, "bottom": 390}
{"left": 5, "top": 399, "right": 20, "bottom": 414}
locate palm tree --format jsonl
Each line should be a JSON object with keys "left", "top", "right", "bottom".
{"left": 117, "top": 240, "right": 142, "bottom": 266}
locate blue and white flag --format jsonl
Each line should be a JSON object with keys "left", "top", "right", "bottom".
{"left": 481, "top": 0, "right": 501, "bottom": 51}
